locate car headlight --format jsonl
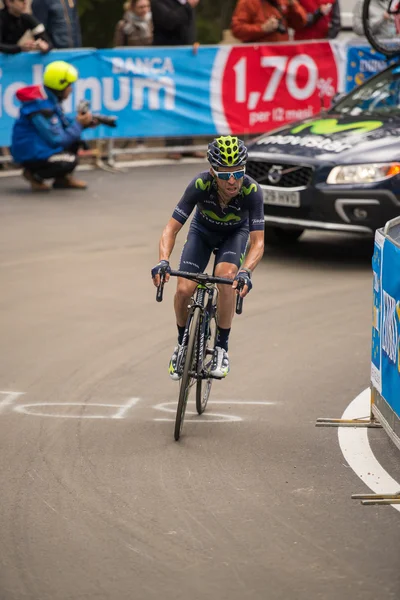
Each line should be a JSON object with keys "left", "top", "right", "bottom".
{"left": 327, "top": 163, "right": 400, "bottom": 184}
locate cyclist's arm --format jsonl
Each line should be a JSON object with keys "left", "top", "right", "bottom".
{"left": 242, "top": 180, "right": 265, "bottom": 272}
{"left": 241, "top": 230, "right": 264, "bottom": 273}
{"left": 159, "top": 217, "right": 183, "bottom": 262}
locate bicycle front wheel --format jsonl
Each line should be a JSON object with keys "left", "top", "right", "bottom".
{"left": 174, "top": 306, "right": 201, "bottom": 441}
{"left": 196, "top": 313, "right": 217, "bottom": 415}
{"left": 362, "top": 0, "right": 400, "bottom": 58}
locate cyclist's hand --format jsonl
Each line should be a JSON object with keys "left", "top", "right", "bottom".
{"left": 232, "top": 269, "right": 252, "bottom": 298}
{"left": 151, "top": 260, "right": 171, "bottom": 286}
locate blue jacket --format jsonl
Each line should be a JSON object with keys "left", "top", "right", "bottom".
{"left": 31, "top": 0, "right": 82, "bottom": 49}
{"left": 11, "top": 85, "right": 83, "bottom": 164}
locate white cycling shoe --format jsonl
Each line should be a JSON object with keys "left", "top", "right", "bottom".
{"left": 210, "top": 346, "right": 230, "bottom": 378}
{"left": 168, "top": 344, "right": 182, "bottom": 381}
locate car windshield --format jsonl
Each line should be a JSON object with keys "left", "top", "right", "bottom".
{"left": 333, "top": 65, "right": 400, "bottom": 116}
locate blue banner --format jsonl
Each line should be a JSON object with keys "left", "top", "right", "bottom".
{"left": 345, "top": 44, "right": 394, "bottom": 93}
{"left": 380, "top": 237, "right": 400, "bottom": 417}
{"left": 371, "top": 230, "right": 384, "bottom": 394}
{"left": 0, "top": 47, "right": 219, "bottom": 146}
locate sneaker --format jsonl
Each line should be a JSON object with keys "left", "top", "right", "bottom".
{"left": 210, "top": 346, "right": 230, "bottom": 378}
{"left": 169, "top": 344, "right": 182, "bottom": 381}
{"left": 53, "top": 174, "right": 87, "bottom": 190}
{"left": 22, "top": 169, "right": 51, "bottom": 192}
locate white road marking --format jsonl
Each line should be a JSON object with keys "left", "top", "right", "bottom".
{"left": 14, "top": 402, "right": 138, "bottom": 419}
{"left": 0, "top": 391, "right": 25, "bottom": 414}
{"left": 112, "top": 397, "right": 140, "bottom": 419}
{"left": 154, "top": 411, "right": 242, "bottom": 423}
{"left": 153, "top": 400, "right": 274, "bottom": 423}
{"left": 338, "top": 388, "right": 400, "bottom": 513}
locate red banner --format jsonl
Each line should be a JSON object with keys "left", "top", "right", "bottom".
{"left": 211, "top": 42, "right": 339, "bottom": 135}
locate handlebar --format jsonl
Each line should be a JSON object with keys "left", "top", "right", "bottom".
{"left": 156, "top": 269, "right": 245, "bottom": 314}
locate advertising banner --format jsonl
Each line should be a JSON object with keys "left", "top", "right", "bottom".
{"left": 0, "top": 42, "right": 341, "bottom": 147}
{"left": 345, "top": 44, "right": 394, "bottom": 93}
{"left": 380, "top": 238, "right": 400, "bottom": 417}
{"left": 371, "top": 229, "right": 385, "bottom": 394}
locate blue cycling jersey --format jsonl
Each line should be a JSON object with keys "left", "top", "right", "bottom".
{"left": 172, "top": 171, "right": 265, "bottom": 233}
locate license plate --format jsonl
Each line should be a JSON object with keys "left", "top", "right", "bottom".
{"left": 263, "top": 189, "right": 300, "bottom": 208}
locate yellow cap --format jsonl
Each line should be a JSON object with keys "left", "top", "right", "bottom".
{"left": 43, "top": 61, "right": 78, "bottom": 91}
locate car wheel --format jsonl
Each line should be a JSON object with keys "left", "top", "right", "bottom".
{"left": 264, "top": 226, "right": 304, "bottom": 245}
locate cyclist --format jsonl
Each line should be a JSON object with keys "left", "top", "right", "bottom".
{"left": 151, "top": 135, "right": 265, "bottom": 379}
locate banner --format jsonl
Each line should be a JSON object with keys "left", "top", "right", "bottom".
{"left": 371, "top": 227, "right": 400, "bottom": 418}
{"left": 0, "top": 42, "right": 341, "bottom": 147}
{"left": 345, "top": 43, "right": 395, "bottom": 93}
{"left": 380, "top": 237, "right": 400, "bottom": 417}
{"left": 371, "top": 229, "right": 384, "bottom": 394}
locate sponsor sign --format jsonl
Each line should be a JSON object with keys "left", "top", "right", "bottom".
{"left": 345, "top": 44, "right": 396, "bottom": 93}
{"left": 212, "top": 42, "right": 339, "bottom": 134}
{"left": 371, "top": 227, "right": 400, "bottom": 417}
{"left": 0, "top": 42, "right": 341, "bottom": 147}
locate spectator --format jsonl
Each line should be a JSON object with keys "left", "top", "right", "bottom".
{"left": 0, "top": 0, "right": 51, "bottom": 54}
{"left": 31, "top": 0, "right": 81, "bottom": 48}
{"left": 114, "top": 0, "right": 153, "bottom": 46}
{"left": 231, "top": 0, "right": 307, "bottom": 43}
{"left": 151, "top": 0, "right": 203, "bottom": 159}
{"left": 294, "top": 0, "right": 341, "bottom": 39}
{"left": 353, "top": 0, "right": 396, "bottom": 37}
{"left": 11, "top": 60, "right": 100, "bottom": 192}
{"left": 151, "top": 0, "right": 199, "bottom": 46}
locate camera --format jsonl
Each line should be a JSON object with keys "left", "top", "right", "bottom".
{"left": 77, "top": 100, "right": 118, "bottom": 128}
{"left": 276, "top": 19, "right": 287, "bottom": 34}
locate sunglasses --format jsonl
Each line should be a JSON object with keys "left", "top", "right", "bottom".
{"left": 212, "top": 167, "right": 245, "bottom": 181}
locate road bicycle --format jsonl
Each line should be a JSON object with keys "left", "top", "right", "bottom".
{"left": 363, "top": 0, "right": 400, "bottom": 58}
{"left": 156, "top": 261, "right": 244, "bottom": 441}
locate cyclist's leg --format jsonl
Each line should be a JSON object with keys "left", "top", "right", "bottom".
{"left": 214, "top": 227, "right": 249, "bottom": 331}
{"left": 210, "top": 228, "right": 248, "bottom": 377}
{"left": 175, "top": 220, "right": 216, "bottom": 332}
{"left": 169, "top": 222, "right": 216, "bottom": 380}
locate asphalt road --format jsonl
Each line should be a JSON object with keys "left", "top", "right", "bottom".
{"left": 0, "top": 163, "right": 399, "bottom": 600}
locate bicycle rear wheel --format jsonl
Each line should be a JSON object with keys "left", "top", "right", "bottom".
{"left": 362, "top": 0, "right": 400, "bottom": 58}
{"left": 174, "top": 307, "right": 201, "bottom": 441}
{"left": 196, "top": 313, "right": 217, "bottom": 415}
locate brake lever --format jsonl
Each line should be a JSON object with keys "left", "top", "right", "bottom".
{"left": 235, "top": 281, "right": 244, "bottom": 315}
{"left": 156, "top": 272, "right": 165, "bottom": 302}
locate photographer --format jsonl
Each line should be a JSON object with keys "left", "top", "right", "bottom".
{"left": 11, "top": 60, "right": 99, "bottom": 192}
{"left": 231, "top": 0, "right": 307, "bottom": 43}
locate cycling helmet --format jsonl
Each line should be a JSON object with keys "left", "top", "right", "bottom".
{"left": 43, "top": 61, "right": 78, "bottom": 91}
{"left": 207, "top": 135, "right": 248, "bottom": 168}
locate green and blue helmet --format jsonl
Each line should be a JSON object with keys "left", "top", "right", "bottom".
{"left": 207, "top": 135, "right": 248, "bottom": 169}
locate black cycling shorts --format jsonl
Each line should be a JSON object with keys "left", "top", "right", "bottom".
{"left": 178, "top": 219, "right": 249, "bottom": 274}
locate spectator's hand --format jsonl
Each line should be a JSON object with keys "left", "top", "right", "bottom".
{"left": 320, "top": 3, "right": 333, "bottom": 15}
{"left": 20, "top": 40, "right": 37, "bottom": 51}
{"left": 383, "top": 10, "right": 392, "bottom": 19}
{"left": 187, "top": 0, "right": 200, "bottom": 6}
{"left": 35, "top": 39, "right": 49, "bottom": 53}
{"left": 261, "top": 16, "right": 279, "bottom": 33}
{"left": 76, "top": 112, "right": 94, "bottom": 128}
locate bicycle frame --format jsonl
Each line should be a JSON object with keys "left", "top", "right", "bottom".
{"left": 155, "top": 267, "right": 245, "bottom": 440}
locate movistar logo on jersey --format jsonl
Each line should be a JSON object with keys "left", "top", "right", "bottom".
{"left": 242, "top": 183, "right": 257, "bottom": 195}
{"left": 202, "top": 210, "right": 241, "bottom": 223}
{"left": 195, "top": 178, "right": 211, "bottom": 191}
{"left": 291, "top": 119, "right": 383, "bottom": 136}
